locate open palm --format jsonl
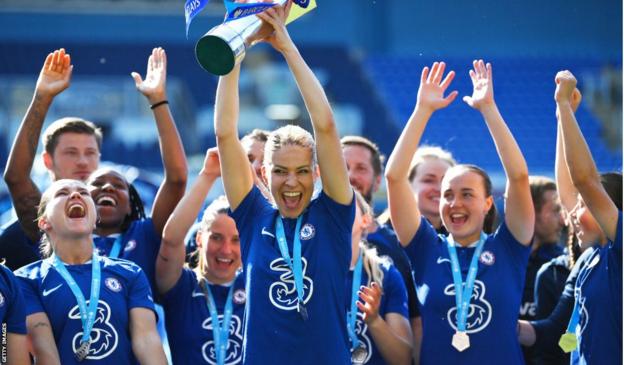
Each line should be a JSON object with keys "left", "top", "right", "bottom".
{"left": 416, "top": 62, "right": 458, "bottom": 112}
{"left": 131, "top": 47, "right": 167, "bottom": 103}
{"left": 36, "top": 48, "right": 73, "bottom": 98}
{"left": 463, "top": 59, "right": 494, "bottom": 110}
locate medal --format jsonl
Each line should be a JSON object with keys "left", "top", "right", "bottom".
{"left": 74, "top": 340, "right": 91, "bottom": 362}
{"left": 452, "top": 330, "right": 470, "bottom": 352}
{"left": 351, "top": 345, "right": 367, "bottom": 364}
{"left": 298, "top": 301, "right": 309, "bottom": 321}
{"left": 558, "top": 332, "right": 578, "bottom": 353}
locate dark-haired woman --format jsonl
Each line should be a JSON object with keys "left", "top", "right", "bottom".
{"left": 550, "top": 70, "right": 622, "bottom": 365}
{"left": 385, "top": 60, "right": 534, "bottom": 364}
{"left": 87, "top": 47, "right": 187, "bottom": 287}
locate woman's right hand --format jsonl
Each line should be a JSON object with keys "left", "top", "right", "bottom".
{"left": 415, "top": 62, "right": 458, "bottom": 114}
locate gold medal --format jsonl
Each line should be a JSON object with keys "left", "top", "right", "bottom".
{"left": 452, "top": 331, "right": 470, "bottom": 352}
{"left": 558, "top": 332, "right": 578, "bottom": 353}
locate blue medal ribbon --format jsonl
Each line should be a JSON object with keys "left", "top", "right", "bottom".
{"left": 347, "top": 252, "right": 363, "bottom": 350}
{"left": 184, "top": 0, "right": 210, "bottom": 36}
{"left": 51, "top": 252, "right": 101, "bottom": 347}
{"left": 275, "top": 216, "right": 307, "bottom": 318}
{"left": 108, "top": 235, "right": 124, "bottom": 259}
{"left": 200, "top": 278, "right": 236, "bottom": 365}
{"left": 444, "top": 232, "right": 487, "bottom": 333}
{"left": 223, "top": 0, "right": 276, "bottom": 22}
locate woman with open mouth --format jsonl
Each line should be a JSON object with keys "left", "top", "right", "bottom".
{"left": 214, "top": 3, "right": 355, "bottom": 364}
{"left": 156, "top": 148, "right": 246, "bottom": 365}
{"left": 386, "top": 60, "right": 534, "bottom": 364}
{"left": 15, "top": 179, "right": 166, "bottom": 364}
{"left": 86, "top": 47, "right": 187, "bottom": 291}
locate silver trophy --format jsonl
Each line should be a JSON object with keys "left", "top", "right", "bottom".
{"left": 195, "top": 0, "right": 287, "bottom": 75}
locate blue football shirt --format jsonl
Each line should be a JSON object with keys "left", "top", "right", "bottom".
{"left": 572, "top": 211, "right": 622, "bottom": 365}
{"left": 161, "top": 268, "right": 246, "bottom": 364}
{"left": 0, "top": 264, "right": 27, "bottom": 335}
{"left": 405, "top": 217, "right": 530, "bottom": 365}
{"left": 230, "top": 186, "right": 355, "bottom": 365}
{"left": 15, "top": 256, "right": 156, "bottom": 364}
{"left": 93, "top": 218, "right": 161, "bottom": 291}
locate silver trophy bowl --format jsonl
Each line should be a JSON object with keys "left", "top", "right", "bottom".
{"left": 195, "top": 0, "right": 287, "bottom": 75}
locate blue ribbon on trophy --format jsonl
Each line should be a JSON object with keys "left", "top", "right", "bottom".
{"left": 184, "top": 0, "right": 210, "bottom": 37}
{"left": 193, "top": 0, "right": 316, "bottom": 75}
{"left": 224, "top": 0, "right": 310, "bottom": 22}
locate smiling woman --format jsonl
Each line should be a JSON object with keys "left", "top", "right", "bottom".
{"left": 14, "top": 179, "right": 166, "bottom": 365}
{"left": 214, "top": 3, "right": 355, "bottom": 364}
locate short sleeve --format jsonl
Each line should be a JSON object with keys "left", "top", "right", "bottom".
{"left": 1, "top": 267, "right": 27, "bottom": 334}
{"left": 403, "top": 217, "right": 439, "bottom": 276}
{"left": 14, "top": 269, "right": 45, "bottom": 316}
{"left": 161, "top": 268, "right": 195, "bottom": 304}
{"left": 229, "top": 186, "right": 273, "bottom": 256}
{"left": 127, "top": 267, "right": 156, "bottom": 314}
{"left": 316, "top": 190, "right": 356, "bottom": 236}
{"left": 382, "top": 265, "right": 409, "bottom": 318}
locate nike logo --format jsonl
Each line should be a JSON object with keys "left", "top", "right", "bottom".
{"left": 436, "top": 257, "right": 451, "bottom": 265}
{"left": 192, "top": 291, "right": 205, "bottom": 298}
{"left": 261, "top": 227, "right": 275, "bottom": 238}
{"left": 42, "top": 284, "right": 63, "bottom": 297}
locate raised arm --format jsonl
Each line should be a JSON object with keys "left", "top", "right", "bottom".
{"left": 131, "top": 47, "right": 188, "bottom": 237}
{"left": 257, "top": 3, "right": 351, "bottom": 204}
{"left": 214, "top": 63, "right": 254, "bottom": 210}
{"left": 3, "top": 49, "right": 73, "bottom": 243}
{"left": 555, "top": 71, "right": 619, "bottom": 242}
{"left": 157, "top": 148, "right": 220, "bottom": 294}
{"left": 555, "top": 88, "right": 583, "bottom": 214}
{"left": 463, "top": 60, "right": 534, "bottom": 245}
{"left": 129, "top": 307, "right": 167, "bottom": 365}
{"left": 385, "top": 62, "right": 458, "bottom": 245}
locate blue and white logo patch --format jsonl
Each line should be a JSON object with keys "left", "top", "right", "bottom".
{"left": 300, "top": 223, "right": 315, "bottom": 240}
{"left": 105, "top": 277, "right": 122, "bottom": 292}
{"left": 0, "top": 292, "right": 5, "bottom": 307}
{"left": 479, "top": 250, "right": 495, "bottom": 266}
{"left": 124, "top": 240, "right": 137, "bottom": 252}
{"left": 233, "top": 289, "right": 246, "bottom": 305}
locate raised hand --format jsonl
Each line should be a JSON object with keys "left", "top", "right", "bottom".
{"left": 35, "top": 48, "right": 73, "bottom": 99}
{"left": 416, "top": 61, "right": 458, "bottom": 113}
{"left": 131, "top": 47, "right": 167, "bottom": 104}
{"left": 463, "top": 59, "right": 495, "bottom": 110}
{"left": 255, "top": 1, "right": 295, "bottom": 54}
{"left": 554, "top": 70, "right": 577, "bottom": 105}
{"left": 356, "top": 282, "right": 382, "bottom": 324}
{"left": 570, "top": 88, "right": 582, "bottom": 113}
{"left": 200, "top": 147, "right": 221, "bottom": 178}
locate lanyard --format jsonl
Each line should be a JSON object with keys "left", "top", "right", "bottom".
{"left": 560, "top": 254, "right": 595, "bottom": 352}
{"left": 200, "top": 278, "right": 235, "bottom": 365}
{"left": 108, "top": 234, "right": 124, "bottom": 259}
{"left": 347, "top": 252, "right": 363, "bottom": 350}
{"left": 444, "top": 232, "right": 487, "bottom": 332}
{"left": 51, "top": 252, "right": 101, "bottom": 345}
{"left": 275, "top": 216, "right": 306, "bottom": 310}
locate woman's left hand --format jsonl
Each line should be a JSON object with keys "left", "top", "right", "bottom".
{"left": 463, "top": 59, "right": 495, "bottom": 111}
{"left": 357, "top": 282, "right": 382, "bottom": 324}
{"left": 256, "top": 1, "right": 295, "bottom": 54}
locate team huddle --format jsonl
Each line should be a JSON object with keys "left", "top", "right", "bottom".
{"left": 0, "top": 3, "right": 620, "bottom": 365}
